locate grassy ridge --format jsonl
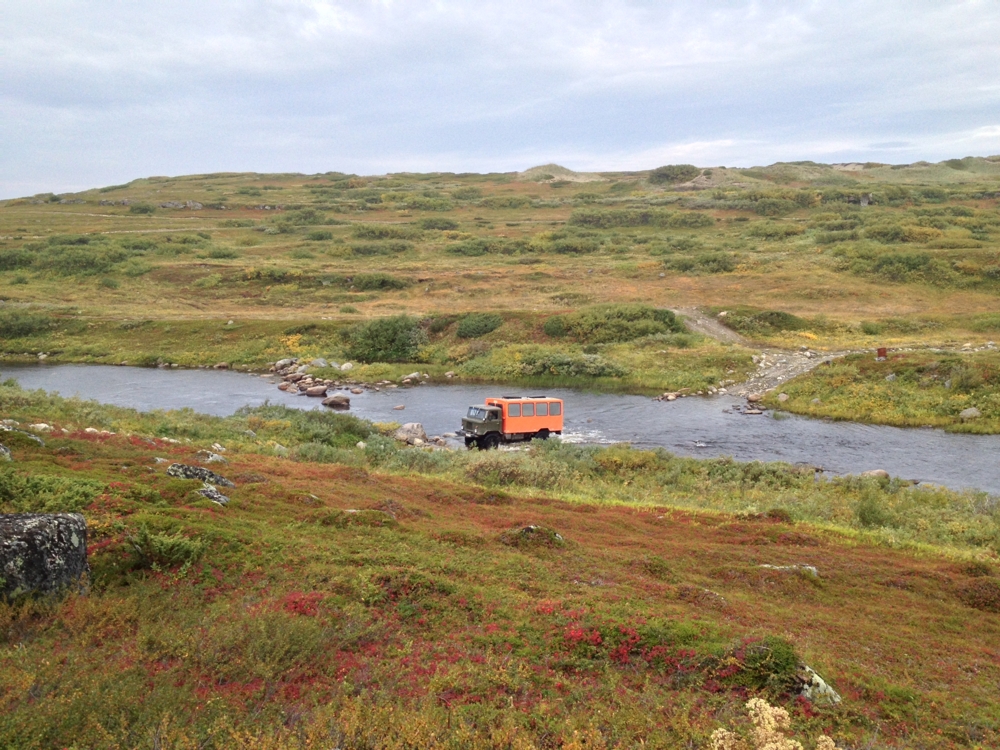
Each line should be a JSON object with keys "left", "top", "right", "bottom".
{"left": 2, "top": 384, "right": 1000, "bottom": 747}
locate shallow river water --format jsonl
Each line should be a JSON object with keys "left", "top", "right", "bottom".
{"left": 3, "top": 364, "right": 998, "bottom": 495}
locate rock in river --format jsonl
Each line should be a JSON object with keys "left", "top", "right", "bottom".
{"left": 322, "top": 395, "right": 351, "bottom": 410}
{"left": 305, "top": 385, "right": 329, "bottom": 397}
{"left": 1, "top": 513, "right": 88, "bottom": 599}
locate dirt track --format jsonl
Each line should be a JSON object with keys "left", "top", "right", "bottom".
{"left": 672, "top": 307, "right": 852, "bottom": 397}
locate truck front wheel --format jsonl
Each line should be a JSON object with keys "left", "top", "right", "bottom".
{"left": 483, "top": 433, "right": 500, "bottom": 450}
{"left": 465, "top": 437, "right": 476, "bottom": 449}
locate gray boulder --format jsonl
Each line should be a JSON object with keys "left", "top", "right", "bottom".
{"left": 960, "top": 407, "right": 982, "bottom": 420}
{"left": 340, "top": 362, "right": 354, "bottom": 372}
{"left": 797, "top": 665, "right": 841, "bottom": 705}
{"left": 861, "top": 469, "right": 890, "bottom": 479}
{"left": 196, "top": 483, "right": 229, "bottom": 506}
{"left": 0, "top": 444, "right": 10, "bottom": 462}
{"left": 195, "top": 450, "right": 227, "bottom": 464}
{"left": 1, "top": 513, "right": 88, "bottom": 599}
{"left": 394, "top": 423, "right": 428, "bottom": 444}
{"left": 166, "top": 463, "right": 235, "bottom": 488}
{"left": 310, "top": 357, "right": 328, "bottom": 368}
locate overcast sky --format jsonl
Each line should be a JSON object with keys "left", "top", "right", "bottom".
{"left": 3, "top": 1, "right": 999, "bottom": 197}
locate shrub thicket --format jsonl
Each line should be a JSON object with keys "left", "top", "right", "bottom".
{"left": 344, "top": 315, "right": 425, "bottom": 363}
{"left": 544, "top": 304, "right": 684, "bottom": 344}
{"left": 648, "top": 164, "right": 700, "bottom": 184}
{"left": 456, "top": 313, "right": 503, "bottom": 339}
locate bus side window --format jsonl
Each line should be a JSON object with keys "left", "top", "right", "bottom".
{"left": 550, "top": 402, "right": 561, "bottom": 416}
{"left": 508, "top": 404, "right": 521, "bottom": 417}
{"left": 522, "top": 403, "right": 534, "bottom": 417}
{"left": 537, "top": 403, "right": 548, "bottom": 416}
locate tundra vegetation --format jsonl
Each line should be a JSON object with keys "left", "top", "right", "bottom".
{"left": 2, "top": 160, "right": 1000, "bottom": 747}
{"left": 1, "top": 381, "right": 999, "bottom": 748}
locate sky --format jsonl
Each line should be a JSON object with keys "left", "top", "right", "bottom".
{"left": 3, "top": 0, "right": 1000, "bottom": 197}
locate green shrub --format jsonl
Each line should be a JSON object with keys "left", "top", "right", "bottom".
{"left": 666, "top": 252, "right": 736, "bottom": 274}
{"left": 350, "top": 241, "right": 413, "bottom": 256}
{"left": 450, "top": 187, "right": 482, "bottom": 201}
{"left": 0, "top": 468, "right": 103, "bottom": 513}
{"left": 345, "top": 315, "right": 425, "bottom": 363}
{"left": 419, "top": 218, "right": 458, "bottom": 230}
{"left": 548, "top": 304, "right": 684, "bottom": 344}
{"left": 352, "top": 224, "right": 419, "bottom": 240}
{"left": 350, "top": 273, "right": 410, "bottom": 291}
{"left": 128, "top": 203, "right": 156, "bottom": 215}
{"left": 0, "top": 249, "right": 35, "bottom": 271}
{"left": 568, "top": 209, "right": 712, "bottom": 229}
{"left": 461, "top": 345, "right": 627, "bottom": 379}
{"left": 456, "top": 313, "right": 503, "bottom": 339}
{"left": 543, "top": 316, "right": 569, "bottom": 337}
{"left": 0, "top": 308, "right": 56, "bottom": 337}
{"left": 753, "top": 198, "right": 798, "bottom": 216}
{"left": 98, "top": 277, "right": 120, "bottom": 289}
{"left": 207, "top": 248, "right": 239, "bottom": 259}
{"left": 480, "top": 195, "right": 531, "bottom": 209}
{"left": 746, "top": 223, "right": 805, "bottom": 239}
{"left": 126, "top": 525, "right": 205, "bottom": 569}
{"left": 648, "top": 164, "right": 700, "bottom": 184}
{"left": 306, "top": 230, "right": 334, "bottom": 241}
{"left": 718, "top": 308, "right": 810, "bottom": 337}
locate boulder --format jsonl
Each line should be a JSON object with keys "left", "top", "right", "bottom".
{"left": 322, "top": 395, "right": 351, "bottom": 409}
{"left": 394, "top": 423, "right": 428, "bottom": 445}
{"left": 310, "top": 357, "right": 328, "bottom": 368}
{"left": 0, "top": 445, "right": 10, "bottom": 462}
{"left": 275, "top": 358, "right": 296, "bottom": 369}
{"left": 402, "top": 372, "right": 421, "bottom": 382}
{"left": 340, "top": 362, "right": 354, "bottom": 372}
{"left": 861, "top": 469, "right": 890, "bottom": 479}
{"left": 393, "top": 404, "right": 405, "bottom": 410}
{"left": 796, "top": 665, "right": 842, "bottom": 705}
{"left": 277, "top": 382, "right": 291, "bottom": 391}
{"left": 213, "top": 362, "right": 229, "bottom": 370}
{"left": 777, "top": 393, "right": 789, "bottom": 403}
{"left": 445, "top": 371, "right": 455, "bottom": 378}
{"left": 746, "top": 393, "right": 763, "bottom": 403}
{"left": 305, "top": 385, "right": 329, "bottom": 397}
{"left": 166, "top": 463, "right": 235, "bottom": 487}
{"left": 194, "top": 450, "right": 227, "bottom": 464}
{"left": 1, "top": 513, "right": 88, "bottom": 599}
{"left": 196, "top": 483, "right": 229, "bottom": 506}
{"left": 350, "top": 388, "right": 364, "bottom": 395}
{"left": 960, "top": 407, "right": 982, "bottom": 420}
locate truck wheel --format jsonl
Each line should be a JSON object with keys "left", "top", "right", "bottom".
{"left": 536, "top": 429, "right": 550, "bottom": 440}
{"left": 483, "top": 433, "right": 500, "bottom": 450}
{"left": 465, "top": 437, "right": 475, "bottom": 449}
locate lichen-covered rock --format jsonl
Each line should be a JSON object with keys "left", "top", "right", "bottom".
{"left": 796, "top": 664, "right": 842, "bottom": 705}
{"left": 1, "top": 513, "right": 89, "bottom": 599}
{"left": 166, "top": 463, "right": 235, "bottom": 487}
{"left": 498, "top": 525, "right": 564, "bottom": 550}
{"left": 196, "top": 483, "right": 229, "bottom": 506}
{"left": 194, "top": 450, "right": 227, "bottom": 464}
{"left": 0, "top": 444, "right": 10, "bottom": 462}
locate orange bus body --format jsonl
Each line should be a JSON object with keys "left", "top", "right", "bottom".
{"left": 485, "top": 397, "right": 563, "bottom": 437}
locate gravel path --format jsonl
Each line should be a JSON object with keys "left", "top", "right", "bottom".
{"left": 672, "top": 307, "right": 853, "bottom": 397}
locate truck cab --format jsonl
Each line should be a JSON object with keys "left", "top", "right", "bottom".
{"left": 458, "top": 396, "right": 563, "bottom": 449}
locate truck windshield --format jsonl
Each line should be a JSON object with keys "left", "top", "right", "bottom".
{"left": 467, "top": 407, "right": 492, "bottom": 420}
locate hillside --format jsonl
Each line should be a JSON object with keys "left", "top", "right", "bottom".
{"left": 2, "top": 383, "right": 999, "bottom": 748}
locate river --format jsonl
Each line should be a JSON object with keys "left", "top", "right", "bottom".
{"left": 3, "top": 364, "right": 998, "bottom": 495}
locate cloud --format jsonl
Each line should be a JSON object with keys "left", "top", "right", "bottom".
{"left": 2, "top": 1, "right": 1000, "bottom": 195}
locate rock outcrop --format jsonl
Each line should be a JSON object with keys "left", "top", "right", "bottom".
{"left": 166, "top": 463, "right": 235, "bottom": 487}
{"left": 393, "top": 423, "right": 428, "bottom": 445}
{"left": 1, "top": 513, "right": 89, "bottom": 599}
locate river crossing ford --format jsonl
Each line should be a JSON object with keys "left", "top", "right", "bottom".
{"left": 3, "top": 364, "right": 998, "bottom": 496}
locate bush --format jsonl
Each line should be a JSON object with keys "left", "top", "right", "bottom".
{"left": 543, "top": 316, "right": 569, "bottom": 337}
{"left": 461, "top": 345, "right": 627, "bottom": 379}
{"left": 419, "top": 217, "right": 458, "bottom": 230}
{"left": 568, "top": 208, "right": 712, "bottom": 229}
{"left": 350, "top": 273, "right": 410, "bottom": 291}
{"left": 666, "top": 252, "right": 736, "bottom": 274}
{"left": 0, "top": 249, "right": 34, "bottom": 271}
{"left": 546, "top": 304, "right": 684, "bottom": 344}
{"left": 306, "top": 230, "right": 333, "bottom": 241}
{"left": 127, "top": 525, "right": 205, "bottom": 569}
{"left": 0, "top": 468, "right": 103, "bottom": 513}
{"left": 0, "top": 308, "right": 56, "bottom": 337}
{"left": 456, "top": 313, "right": 503, "bottom": 339}
{"left": 352, "top": 224, "right": 419, "bottom": 240}
{"left": 350, "top": 241, "right": 413, "bottom": 256}
{"left": 718, "top": 308, "right": 810, "bottom": 337}
{"left": 207, "top": 248, "right": 239, "bottom": 259}
{"left": 345, "top": 315, "right": 425, "bottom": 363}
{"left": 128, "top": 203, "right": 156, "bottom": 215}
{"left": 648, "top": 164, "right": 700, "bottom": 184}
{"left": 746, "top": 223, "right": 805, "bottom": 239}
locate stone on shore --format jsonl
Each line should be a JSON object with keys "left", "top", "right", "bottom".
{"left": 305, "top": 385, "right": 329, "bottom": 397}
{"left": 1, "top": 513, "right": 89, "bottom": 599}
{"left": 394, "top": 423, "right": 428, "bottom": 445}
{"left": 960, "top": 407, "right": 981, "bottom": 420}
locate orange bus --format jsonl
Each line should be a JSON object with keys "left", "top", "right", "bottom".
{"left": 458, "top": 396, "right": 564, "bottom": 449}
